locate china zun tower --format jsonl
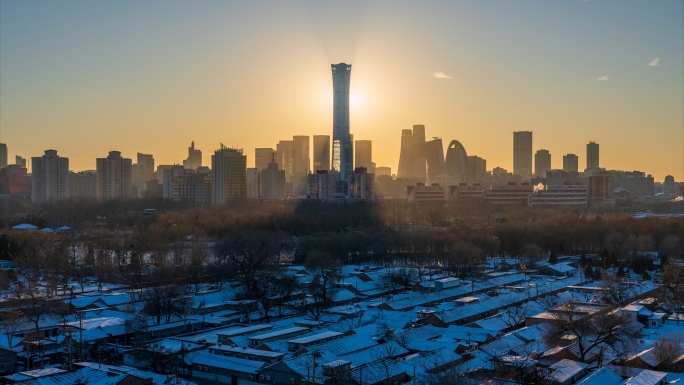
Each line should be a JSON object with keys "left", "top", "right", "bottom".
{"left": 331, "top": 63, "right": 352, "bottom": 183}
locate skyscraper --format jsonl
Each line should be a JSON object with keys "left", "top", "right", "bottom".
{"left": 96, "top": 151, "right": 133, "bottom": 201}
{"left": 586, "top": 141, "right": 599, "bottom": 170}
{"left": 0, "top": 143, "right": 7, "bottom": 168}
{"left": 331, "top": 63, "right": 352, "bottom": 181}
{"left": 563, "top": 154, "right": 578, "bottom": 173}
{"left": 513, "top": 131, "right": 533, "bottom": 180}
{"left": 183, "top": 141, "right": 202, "bottom": 170}
{"left": 31, "top": 150, "right": 69, "bottom": 203}
{"left": 313, "top": 135, "right": 330, "bottom": 172}
{"left": 211, "top": 144, "right": 246, "bottom": 203}
{"left": 136, "top": 153, "right": 155, "bottom": 182}
{"left": 276, "top": 140, "right": 293, "bottom": 180}
{"left": 397, "top": 126, "right": 444, "bottom": 183}
{"left": 292, "top": 136, "right": 310, "bottom": 176}
{"left": 355, "top": 140, "right": 372, "bottom": 170}
{"left": 255, "top": 148, "right": 275, "bottom": 171}
{"left": 467, "top": 156, "right": 487, "bottom": 183}
{"left": 534, "top": 149, "right": 551, "bottom": 178}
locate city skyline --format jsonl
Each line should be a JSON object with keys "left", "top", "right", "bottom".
{"left": 1, "top": 1, "right": 682, "bottom": 181}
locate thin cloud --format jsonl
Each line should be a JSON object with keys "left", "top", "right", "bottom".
{"left": 597, "top": 75, "right": 609, "bottom": 81}
{"left": 433, "top": 71, "right": 452, "bottom": 79}
{"left": 648, "top": 57, "right": 660, "bottom": 67}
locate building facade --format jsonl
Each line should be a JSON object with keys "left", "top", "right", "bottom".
{"left": 513, "top": 131, "right": 533, "bottom": 181}
{"left": 96, "top": 151, "right": 133, "bottom": 201}
{"left": 563, "top": 154, "right": 579, "bottom": 173}
{"left": 348, "top": 167, "right": 374, "bottom": 199}
{"left": 255, "top": 148, "right": 275, "bottom": 172}
{"left": 534, "top": 149, "right": 551, "bottom": 178}
{"left": 586, "top": 141, "right": 599, "bottom": 170}
{"left": 211, "top": 145, "right": 247, "bottom": 204}
{"left": 31, "top": 150, "right": 69, "bottom": 203}
{"left": 69, "top": 171, "right": 97, "bottom": 199}
{"left": 183, "top": 141, "right": 202, "bottom": 170}
{"left": 313, "top": 135, "right": 330, "bottom": 172}
{"left": 331, "top": 63, "right": 353, "bottom": 181}
{"left": 260, "top": 161, "right": 286, "bottom": 199}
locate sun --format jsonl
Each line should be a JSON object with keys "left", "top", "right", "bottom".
{"left": 349, "top": 89, "right": 365, "bottom": 113}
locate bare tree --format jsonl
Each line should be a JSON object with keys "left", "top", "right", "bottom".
{"left": 544, "top": 301, "right": 641, "bottom": 363}
{"left": 599, "top": 273, "right": 637, "bottom": 306}
{"left": 652, "top": 333, "right": 684, "bottom": 371}
{"left": 0, "top": 310, "right": 25, "bottom": 350}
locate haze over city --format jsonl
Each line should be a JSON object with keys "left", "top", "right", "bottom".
{"left": 1, "top": 1, "right": 682, "bottom": 181}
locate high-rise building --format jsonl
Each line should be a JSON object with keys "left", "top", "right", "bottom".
{"left": 96, "top": 151, "right": 133, "bottom": 201}
{"left": 349, "top": 167, "right": 374, "bottom": 199}
{"left": 261, "top": 160, "right": 286, "bottom": 199}
{"left": 663, "top": 175, "right": 676, "bottom": 194}
{"left": 31, "top": 150, "right": 69, "bottom": 203}
{"left": 292, "top": 136, "right": 310, "bottom": 176}
{"left": 513, "top": 131, "right": 533, "bottom": 180}
{"left": 0, "top": 143, "right": 7, "bottom": 168}
{"left": 162, "top": 165, "right": 187, "bottom": 199}
{"left": 397, "top": 125, "right": 443, "bottom": 183}
{"left": 444, "top": 140, "right": 470, "bottom": 184}
{"left": 211, "top": 144, "right": 246, "bottom": 204}
{"left": 276, "top": 140, "right": 293, "bottom": 180}
{"left": 308, "top": 170, "right": 336, "bottom": 199}
{"left": 15, "top": 156, "right": 27, "bottom": 168}
{"left": 169, "top": 170, "right": 211, "bottom": 204}
{"left": 534, "top": 149, "right": 551, "bottom": 178}
{"left": 313, "top": 135, "right": 330, "bottom": 172}
{"left": 183, "top": 141, "right": 202, "bottom": 170}
{"left": 467, "top": 156, "right": 487, "bottom": 184}
{"left": 586, "top": 141, "right": 599, "bottom": 170}
{"left": 255, "top": 148, "right": 275, "bottom": 171}
{"left": 246, "top": 168, "right": 260, "bottom": 199}
{"left": 136, "top": 153, "right": 155, "bottom": 182}
{"left": 69, "top": 171, "right": 97, "bottom": 199}
{"left": 563, "top": 154, "right": 578, "bottom": 173}
{"left": 355, "top": 140, "right": 372, "bottom": 171}
{"left": 331, "top": 63, "right": 352, "bottom": 181}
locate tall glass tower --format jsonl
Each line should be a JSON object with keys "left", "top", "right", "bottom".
{"left": 331, "top": 63, "right": 352, "bottom": 181}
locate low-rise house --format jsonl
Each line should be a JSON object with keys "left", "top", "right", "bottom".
{"left": 547, "top": 359, "right": 588, "bottom": 385}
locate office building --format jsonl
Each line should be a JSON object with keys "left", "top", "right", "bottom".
{"left": 663, "top": 175, "right": 675, "bottom": 194}
{"left": 0, "top": 143, "right": 7, "bottom": 168}
{"left": 15, "top": 156, "right": 27, "bottom": 168}
{"left": 211, "top": 144, "right": 246, "bottom": 204}
{"left": 610, "top": 170, "right": 654, "bottom": 197}
{"left": 292, "top": 136, "right": 310, "bottom": 177}
{"left": 69, "top": 171, "right": 97, "bottom": 199}
{"left": 261, "top": 160, "right": 286, "bottom": 199}
{"left": 136, "top": 153, "right": 155, "bottom": 182}
{"left": 487, "top": 183, "right": 534, "bottom": 205}
{"left": 349, "top": 167, "right": 374, "bottom": 199}
{"left": 528, "top": 184, "right": 587, "bottom": 209}
{"left": 534, "top": 149, "right": 551, "bottom": 178}
{"left": 166, "top": 168, "right": 210, "bottom": 204}
{"left": 255, "top": 148, "right": 275, "bottom": 171}
{"left": 276, "top": 140, "right": 293, "bottom": 180}
{"left": 331, "top": 63, "right": 353, "bottom": 181}
{"left": 313, "top": 135, "right": 330, "bottom": 172}
{"left": 375, "top": 167, "right": 391, "bottom": 177}
{"left": 586, "top": 141, "right": 599, "bottom": 170}
{"left": 355, "top": 140, "right": 372, "bottom": 170}
{"left": 467, "top": 156, "right": 487, "bottom": 184}
{"left": 96, "top": 151, "right": 133, "bottom": 201}
{"left": 444, "top": 140, "right": 470, "bottom": 184}
{"left": 513, "top": 131, "right": 533, "bottom": 180}
{"left": 31, "top": 150, "right": 69, "bottom": 203}
{"left": 397, "top": 125, "right": 444, "bottom": 184}
{"left": 246, "top": 168, "right": 260, "bottom": 199}
{"left": 183, "top": 141, "right": 202, "bottom": 170}
{"left": 162, "top": 165, "right": 186, "bottom": 199}
{"left": 563, "top": 154, "right": 578, "bottom": 173}
{"left": 308, "top": 170, "right": 336, "bottom": 199}
{"left": 0, "top": 165, "right": 31, "bottom": 197}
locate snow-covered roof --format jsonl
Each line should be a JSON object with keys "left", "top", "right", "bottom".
{"left": 575, "top": 367, "right": 623, "bottom": 385}
{"left": 625, "top": 369, "right": 668, "bottom": 385}
{"left": 548, "top": 359, "right": 588, "bottom": 383}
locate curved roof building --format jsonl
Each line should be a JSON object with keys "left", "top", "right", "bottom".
{"left": 444, "top": 140, "right": 470, "bottom": 183}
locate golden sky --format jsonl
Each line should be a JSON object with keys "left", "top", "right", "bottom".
{"left": 1, "top": 1, "right": 682, "bottom": 181}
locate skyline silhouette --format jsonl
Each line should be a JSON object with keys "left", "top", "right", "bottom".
{"left": 0, "top": 1, "right": 682, "bottom": 181}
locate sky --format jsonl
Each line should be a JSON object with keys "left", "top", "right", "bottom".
{"left": 1, "top": 0, "right": 682, "bottom": 181}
